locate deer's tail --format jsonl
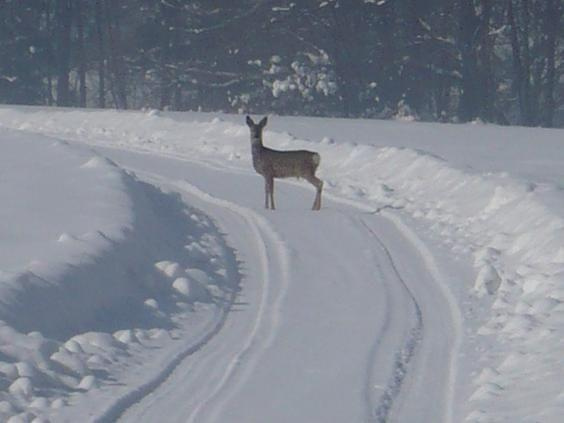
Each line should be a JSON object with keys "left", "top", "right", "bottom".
{"left": 312, "top": 152, "right": 321, "bottom": 170}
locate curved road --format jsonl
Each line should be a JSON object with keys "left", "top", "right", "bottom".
{"left": 88, "top": 146, "right": 461, "bottom": 423}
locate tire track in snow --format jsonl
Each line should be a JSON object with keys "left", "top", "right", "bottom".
{"left": 359, "top": 217, "right": 423, "bottom": 423}
{"left": 172, "top": 179, "right": 292, "bottom": 423}
{"left": 93, "top": 305, "right": 232, "bottom": 423}
{"left": 111, "top": 170, "right": 291, "bottom": 423}
{"left": 329, "top": 190, "right": 461, "bottom": 423}
{"left": 378, "top": 209, "right": 462, "bottom": 423}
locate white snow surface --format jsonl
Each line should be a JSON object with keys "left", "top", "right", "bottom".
{"left": 0, "top": 106, "right": 563, "bottom": 422}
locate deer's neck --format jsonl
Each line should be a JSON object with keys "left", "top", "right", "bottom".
{"left": 250, "top": 137, "right": 265, "bottom": 172}
{"left": 251, "top": 137, "right": 264, "bottom": 155}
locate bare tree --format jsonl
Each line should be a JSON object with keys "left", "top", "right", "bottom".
{"left": 94, "top": 0, "right": 106, "bottom": 108}
{"left": 457, "top": 0, "right": 495, "bottom": 122}
{"left": 76, "top": 0, "right": 87, "bottom": 107}
{"left": 104, "top": 0, "right": 127, "bottom": 109}
{"left": 541, "top": 0, "right": 561, "bottom": 127}
{"left": 55, "top": 0, "right": 72, "bottom": 106}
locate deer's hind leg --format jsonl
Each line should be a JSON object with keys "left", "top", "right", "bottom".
{"left": 264, "top": 176, "right": 269, "bottom": 209}
{"left": 264, "top": 175, "right": 275, "bottom": 209}
{"left": 306, "top": 174, "right": 323, "bottom": 210}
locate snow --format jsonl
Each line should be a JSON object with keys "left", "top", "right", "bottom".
{"left": 0, "top": 105, "right": 563, "bottom": 422}
{"left": 0, "top": 123, "right": 237, "bottom": 422}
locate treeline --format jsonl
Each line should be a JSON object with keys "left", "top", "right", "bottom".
{"left": 0, "top": 0, "right": 562, "bottom": 127}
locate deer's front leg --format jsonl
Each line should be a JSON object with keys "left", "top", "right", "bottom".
{"left": 270, "top": 177, "right": 276, "bottom": 210}
{"left": 264, "top": 176, "right": 270, "bottom": 209}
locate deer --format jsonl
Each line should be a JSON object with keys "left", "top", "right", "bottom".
{"left": 246, "top": 115, "right": 323, "bottom": 210}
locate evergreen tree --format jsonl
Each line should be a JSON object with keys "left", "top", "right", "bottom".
{"left": 0, "top": 0, "right": 561, "bottom": 127}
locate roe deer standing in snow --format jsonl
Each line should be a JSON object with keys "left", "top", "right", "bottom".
{"left": 246, "top": 116, "right": 323, "bottom": 210}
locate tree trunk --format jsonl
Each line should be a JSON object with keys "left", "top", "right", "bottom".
{"left": 328, "top": 1, "right": 363, "bottom": 117}
{"left": 76, "top": 0, "right": 87, "bottom": 107}
{"left": 521, "top": 0, "right": 535, "bottom": 124}
{"left": 404, "top": 0, "right": 426, "bottom": 114}
{"left": 477, "top": 0, "right": 495, "bottom": 122}
{"left": 457, "top": 0, "right": 481, "bottom": 122}
{"left": 376, "top": 1, "right": 402, "bottom": 112}
{"left": 94, "top": 0, "right": 106, "bottom": 108}
{"left": 104, "top": 0, "right": 127, "bottom": 109}
{"left": 508, "top": 1, "right": 522, "bottom": 121}
{"left": 159, "top": 1, "right": 173, "bottom": 110}
{"left": 44, "top": 0, "right": 54, "bottom": 105}
{"left": 55, "top": 0, "right": 72, "bottom": 107}
{"left": 541, "top": 0, "right": 560, "bottom": 127}
{"left": 173, "top": 84, "right": 183, "bottom": 110}
{"left": 508, "top": 0, "right": 536, "bottom": 126}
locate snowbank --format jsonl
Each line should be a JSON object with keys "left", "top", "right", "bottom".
{"left": 1, "top": 106, "right": 564, "bottom": 421}
{"left": 0, "top": 128, "right": 236, "bottom": 422}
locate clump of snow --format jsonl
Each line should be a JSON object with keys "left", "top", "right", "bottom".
{"left": 172, "top": 277, "right": 192, "bottom": 296}
{"left": 77, "top": 375, "right": 99, "bottom": 391}
{"left": 474, "top": 264, "right": 502, "bottom": 296}
{"left": 9, "top": 377, "right": 33, "bottom": 398}
{"left": 144, "top": 298, "right": 160, "bottom": 310}
{"left": 155, "top": 260, "right": 185, "bottom": 279}
{"left": 145, "top": 108, "right": 160, "bottom": 117}
{"left": 113, "top": 329, "right": 139, "bottom": 345}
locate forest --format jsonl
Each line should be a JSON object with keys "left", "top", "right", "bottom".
{"left": 0, "top": 0, "right": 562, "bottom": 127}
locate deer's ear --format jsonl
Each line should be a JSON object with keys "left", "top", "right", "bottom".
{"left": 259, "top": 116, "right": 268, "bottom": 128}
{"left": 246, "top": 115, "right": 254, "bottom": 127}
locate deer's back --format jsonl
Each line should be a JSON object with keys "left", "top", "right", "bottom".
{"left": 253, "top": 147, "right": 319, "bottom": 178}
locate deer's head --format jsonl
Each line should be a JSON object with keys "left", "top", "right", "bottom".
{"left": 246, "top": 116, "right": 267, "bottom": 143}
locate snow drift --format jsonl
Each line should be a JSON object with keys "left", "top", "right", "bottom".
{"left": 0, "top": 128, "right": 237, "bottom": 422}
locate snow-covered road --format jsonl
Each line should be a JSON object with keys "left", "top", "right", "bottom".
{"left": 3, "top": 107, "right": 564, "bottom": 422}
{"left": 84, "top": 147, "right": 461, "bottom": 423}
